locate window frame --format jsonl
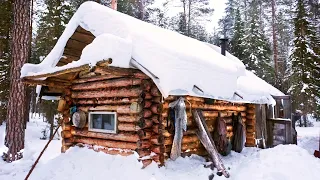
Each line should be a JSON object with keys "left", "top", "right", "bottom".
{"left": 88, "top": 111, "right": 117, "bottom": 134}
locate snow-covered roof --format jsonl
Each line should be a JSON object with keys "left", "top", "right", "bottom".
{"left": 21, "top": 1, "right": 284, "bottom": 105}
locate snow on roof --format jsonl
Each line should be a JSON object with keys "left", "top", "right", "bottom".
{"left": 21, "top": 1, "right": 284, "bottom": 105}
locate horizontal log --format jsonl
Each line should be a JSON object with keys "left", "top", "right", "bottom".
{"left": 118, "top": 123, "right": 141, "bottom": 131}
{"left": 163, "top": 103, "right": 247, "bottom": 111}
{"left": 151, "top": 145, "right": 165, "bottom": 154}
{"left": 76, "top": 97, "right": 142, "bottom": 105}
{"left": 161, "top": 110, "right": 246, "bottom": 118}
{"left": 144, "top": 93, "right": 152, "bottom": 100}
{"left": 165, "top": 141, "right": 203, "bottom": 152}
{"left": 72, "top": 78, "right": 143, "bottom": 90}
{"left": 23, "top": 79, "right": 70, "bottom": 89}
{"left": 246, "top": 114, "right": 256, "bottom": 120}
{"left": 91, "top": 147, "right": 134, "bottom": 156}
{"left": 70, "top": 127, "right": 139, "bottom": 142}
{"left": 61, "top": 130, "right": 72, "bottom": 139}
{"left": 73, "top": 136, "right": 137, "bottom": 149}
{"left": 185, "top": 96, "right": 205, "bottom": 103}
{"left": 162, "top": 126, "right": 214, "bottom": 138}
{"left": 164, "top": 135, "right": 199, "bottom": 145}
{"left": 94, "top": 66, "right": 149, "bottom": 79}
{"left": 73, "top": 74, "right": 123, "bottom": 84}
{"left": 72, "top": 87, "right": 143, "bottom": 99}
{"left": 118, "top": 115, "right": 142, "bottom": 123}
{"left": 246, "top": 109, "right": 255, "bottom": 114}
{"left": 246, "top": 120, "right": 256, "bottom": 126}
{"left": 78, "top": 104, "right": 142, "bottom": 114}
{"left": 247, "top": 104, "right": 256, "bottom": 109}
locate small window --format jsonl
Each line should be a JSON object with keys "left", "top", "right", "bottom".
{"left": 88, "top": 112, "right": 117, "bottom": 134}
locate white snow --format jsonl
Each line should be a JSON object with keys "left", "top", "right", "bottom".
{"left": 296, "top": 116, "right": 320, "bottom": 155}
{"left": 1, "top": 116, "right": 320, "bottom": 180}
{"left": 21, "top": 1, "right": 283, "bottom": 105}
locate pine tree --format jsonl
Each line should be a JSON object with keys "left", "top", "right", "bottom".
{"left": 0, "top": 0, "right": 13, "bottom": 125}
{"left": 289, "top": 0, "right": 320, "bottom": 116}
{"left": 4, "top": 0, "right": 31, "bottom": 162}
{"left": 230, "top": 8, "right": 246, "bottom": 61}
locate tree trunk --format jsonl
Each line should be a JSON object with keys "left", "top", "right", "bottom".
{"left": 271, "top": 0, "right": 278, "bottom": 87}
{"left": 303, "top": 114, "right": 307, "bottom": 127}
{"left": 137, "top": 0, "right": 144, "bottom": 20}
{"left": 187, "top": 0, "right": 191, "bottom": 36}
{"left": 4, "top": 0, "right": 31, "bottom": 162}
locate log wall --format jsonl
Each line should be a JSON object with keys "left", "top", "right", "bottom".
{"left": 59, "top": 68, "right": 258, "bottom": 166}
{"left": 161, "top": 97, "right": 255, "bottom": 159}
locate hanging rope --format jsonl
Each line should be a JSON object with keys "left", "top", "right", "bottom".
{"left": 24, "top": 125, "right": 61, "bottom": 180}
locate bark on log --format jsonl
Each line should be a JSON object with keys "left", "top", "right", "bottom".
{"left": 151, "top": 115, "right": 160, "bottom": 124}
{"left": 78, "top": 104, "right": 142, "bottom": 114}
{"left": 141, "top": 80, "right": 152, "bottom": 91}
{"left": 76, "top": 98, "right": 141, "bottom": 105}
{"left": 72, "top": 87, "right": 143, "bottom": 99}
{"left": 137, "top": 118, "right": 153, "bottom": 129}
{"left": 118, "top": 123, "right": 141, "bottom": 132}
{"left": 62, "top": 138, "right": 73, "bottom": 146}
{"left": 72, "top": 78, "right": 143, "bottom": 90}
{"left": 73, "top": 74, "right": 124, "bottom": 84}
{"left": 71, "top": 127, "right": 140, "bottom": 142}
{"left": 163, "top": 103, "right": 247, "bottom": 111}
{"left": 163, "top": 135, "right": 199, "bottom": 145}
{"left": 73, "top": 136, "right": 137, "bottom": 149}
{"left": 151, "top": 135, "right": 164, "bottom": 145}
{"left": 96, "top": 148, "right": 134, "bottom": 156}
{"left": 162, "top": 110, "right": 245, "bottom": 118}
{"left": 118, "top": 115, "right": 142, "bottom": 123}
{"left": 94, "top": 66, "right": 149, "bottom": 79}
{"left": 144, "top": 93, "right": 152, "bottom": 100}
{"left": 144, "top": 101, "right": 152, "bottom": 108}
{"left": 62, "top": 123, "right": 72, "bottom": 131}
{"left": 151, "top": 145, "right": 165, "bottom": 154}
{"left": 61, "top": 130, "right": 72, "bottom": 139}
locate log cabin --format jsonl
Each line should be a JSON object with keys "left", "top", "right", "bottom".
{"left": 20, "top": 2, "right": 291, "bottom": 168}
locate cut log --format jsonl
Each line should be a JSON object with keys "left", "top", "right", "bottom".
{"left": 72, "top": 87, "right": 143, "bottom": 99}
{"left": 73, "top": 136, "right": 137, "bottom": 149}
{"left": 151, "top": 145, "right": 165, "bottom": 154}
{"left": 150, "top": 86, "right": 161, "bottom": 96}
{"left": 23, "top": 79, "right": 69, "bottom": 89}
{"left": 137, "top": 118, "right": 153, "bottom": 129}
{"left": 137, "top": 130, "right": 152, "bottom": 140}
{"left": 62, "top": 123, "right": 72, "bottom": 131}
{"left": 72, "top": 78, "right": 143, "bottom": 90}
{"left": 118, "top": 123, "right": 141, "bottom": 131}
{"left": 62, "top": 138, "right": 73, "bottom": 146}
{"left": 151, "top": 115, "right": 159, "bottom": 124}
{"left": 141, "top": 80, "right": 152, "bottom": 91}
{"left": 151, "top": 103, "right": 161, "bottom": 114}
{"left": 143, "top": 109, "right": 152, "bottom": 118}
{"left": 61, "top": 145, "right": 71, "bottom": 153}
{"left": 151, "top": 135, "right": 164, "bottom": 145}
{"left": 144, "top": 101, "right": 152, "bottom": 108}
{"left": 71, "top": 127, "right": 139, "bottom": 142}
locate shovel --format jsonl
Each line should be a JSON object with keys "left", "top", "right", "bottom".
{"left": 314, "top": 131, "right": 320, "bottom": 158}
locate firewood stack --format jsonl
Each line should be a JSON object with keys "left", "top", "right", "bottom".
{"left": 245, "top": 104, "right": 256, "bottom": 147}
{"left": 161, "top": 97, "right": 247, "bottom": 159}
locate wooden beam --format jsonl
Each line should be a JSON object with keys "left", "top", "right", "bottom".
{"left": 23, "top": 59, "right": 112, "bottom": 80}
{"left": 23, "top": 79, "right": 70, "bottom": 89}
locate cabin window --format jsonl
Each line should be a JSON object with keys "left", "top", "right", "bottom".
{"left": 88, "top": 112, "right": 117, "bottom": 134}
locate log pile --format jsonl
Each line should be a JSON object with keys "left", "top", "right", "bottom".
{"left": 245, "top": 104, "right": 256, "bottom": 147}
{"left": 161, "top": 96, "right": 247, "bottom": 158}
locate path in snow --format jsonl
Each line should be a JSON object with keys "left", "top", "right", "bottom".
{"left": 296, "top": 120, "right": 320, "bottom": 154}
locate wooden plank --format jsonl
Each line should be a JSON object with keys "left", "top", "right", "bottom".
{"left": 70, "top": 31, "right": 95, "bottom": 44}
{"left": 255, "top": 105, "right": 262, "bottom": 139}
{"left": 283, "top": 98, "right": 292, "bottom": 119}
{"left": 261, "top": 105, "right": 267, "bottom": 145}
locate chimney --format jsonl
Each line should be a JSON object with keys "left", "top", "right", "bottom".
{"left": 219, "top": 38, "right": 228, "bottom": 56}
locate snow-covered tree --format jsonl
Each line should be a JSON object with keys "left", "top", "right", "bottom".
{"left": 288, "top": 0, "right": 320, "bottom": 115}
{"left": 230, "top": 8, "right": 246, "bottom": 61}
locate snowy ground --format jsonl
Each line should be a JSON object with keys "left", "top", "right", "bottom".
{"left": 1, "top": 117, "right": 320, "bottom": 180}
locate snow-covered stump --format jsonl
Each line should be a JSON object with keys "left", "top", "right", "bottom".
{"left": 245, "top": 104, "right": 256, "bottom": 147}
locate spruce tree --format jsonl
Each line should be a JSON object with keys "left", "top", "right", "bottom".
{"left": 289, "top": 0, "right": 319, "bottom": 115}
{"left": 230, "top": 8, "right": 246, "bottom": 61}
{"left": 242, "top": 0, "right": 274, "bottom": 84}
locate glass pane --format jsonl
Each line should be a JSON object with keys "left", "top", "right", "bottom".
{"left": 91, "top": 114, "right": 115, "bottom": 131}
